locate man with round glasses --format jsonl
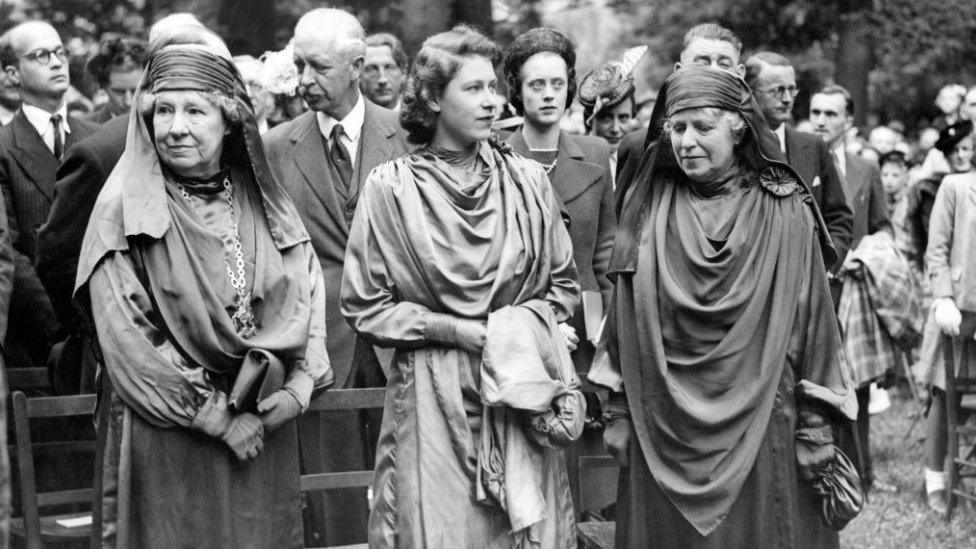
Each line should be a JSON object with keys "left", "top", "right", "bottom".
{"left": 746, "top": 51, "right": 853, "bottom": 287}
{"left": 0, "top": 21, "right": 98, "bottom": 373}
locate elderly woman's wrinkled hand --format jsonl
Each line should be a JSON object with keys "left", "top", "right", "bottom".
{"left": 558, "top": 322, "right": 579, "bottom": 351}
{"left": 933, "top": 297, "right": 962, "bottom": 337}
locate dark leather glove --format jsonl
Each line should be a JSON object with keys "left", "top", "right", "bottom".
{"left": 527, "top": 390, "right": 586, "bottom": 448}
{"left": 796, "top": 424, "right": 835, "bottom": 481}
{"left": 602, "top": 395, "right": 631, "bottom": 466}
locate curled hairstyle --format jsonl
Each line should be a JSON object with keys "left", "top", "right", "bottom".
{"left": 400, "top": 25, "right": 502, "bottom": 145}
{"left": 502, "top": 27, "right": 577, "bottom": 115}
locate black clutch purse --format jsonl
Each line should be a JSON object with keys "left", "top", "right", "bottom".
{"left": 811, "top": 445, "right": 864, "bottom": 531}
{"left": 228, "top": 349, "right": 285, "bottom": 414}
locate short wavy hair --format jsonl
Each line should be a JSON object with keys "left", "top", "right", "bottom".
{"left": 400, "top": 25, "right": 502, "bottom": 145}
{"left": 502, "top": 27, "right": 576, "bottom": 115}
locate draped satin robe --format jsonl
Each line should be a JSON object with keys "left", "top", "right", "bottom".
{"left": 341, "top": 143, "right": 580, "bottom": 548}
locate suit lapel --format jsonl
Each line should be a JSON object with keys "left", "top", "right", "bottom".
{"left": 290, "top": 113, "right": 347, "bottom": 233}
{"left": 553, "top": 133, "right": 605, "bottom": 203}
{"left": 507, "top": 128, "right": 603, "bottom": 203}
{"left": 785, "top": 129, "right": 816, "bottom": 189}
{"left": 10, "top": 110, "right": 57, "bottom": 201}
{"left": 355, "top": 100, "right": 398, "bottom": 186}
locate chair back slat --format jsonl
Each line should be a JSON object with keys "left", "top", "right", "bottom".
{"left": 300, "top": 471, "right": 373, "bottom": 491}
{"left": 36, "top": 488, "right": 94, "bottom": 508}
{"left": 12, "top": 392, "right": 43, "bottom": 549}
{"left": 25, "top": 395, "right": 96, "bottom": 418}
{"left": 10, "top": 391, "right": 97, "bottom": 549}
{"left": 307, "top": 388, "right": 385, "bottom": 412}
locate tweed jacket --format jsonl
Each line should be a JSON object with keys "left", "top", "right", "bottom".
{"left": 263, "top": 99, "right": 410, "bottom": 387}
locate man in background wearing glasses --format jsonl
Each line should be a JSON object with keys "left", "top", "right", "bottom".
{"left": 746, "top": 51, "right": 853, "bottom": 284}
{"left": 0, "top": 21, "right": 98, "bottom": 375}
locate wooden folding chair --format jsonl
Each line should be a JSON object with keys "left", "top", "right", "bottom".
{"left": 8, "top": 391, "right": 98, "bottom": 548}
{"left": 942, "top": 334, "right": 976, "bottom": 520}
{"left": 302, "top": 387, "right": 386, "bottom": 549}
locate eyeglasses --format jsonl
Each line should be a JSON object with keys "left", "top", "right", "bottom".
{"left": 758, "top": 84, "right": 799, "bottom": 99}
{"left": 20, "top": 47, "right": 68, "bottom": 66}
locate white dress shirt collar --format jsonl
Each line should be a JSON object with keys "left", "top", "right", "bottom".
{"left": 773, "top": 123, "right": 786, "bottom": 153}
{"left": 316, "top": 93, "right": 366, "bottom": 161}
{"left": 831, "top": 143, "right": 847, "bottom": 178}
{"left": 21, "top": 102, "right": 70, "bottom": 155}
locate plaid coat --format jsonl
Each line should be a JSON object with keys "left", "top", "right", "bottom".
{"left": 838, "top": 232, "right": 923, "bottom": 387}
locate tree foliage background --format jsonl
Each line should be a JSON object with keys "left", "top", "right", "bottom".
{"left": 2, "top": 0, "right": 976, "bottom": 132}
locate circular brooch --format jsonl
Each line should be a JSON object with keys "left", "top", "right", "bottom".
{"left": 759, "top": 166, "right": 800, "bottom": 197}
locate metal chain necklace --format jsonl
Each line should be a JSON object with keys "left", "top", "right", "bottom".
{"left": 177, "top": 176, "right": 257, "bottom": 339}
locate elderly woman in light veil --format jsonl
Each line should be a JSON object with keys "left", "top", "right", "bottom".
{"left": 590, "top": 66, "right": 857, "bottom": 548}
{"left": 74, "top": 37, "right": 332, "bottom": 548}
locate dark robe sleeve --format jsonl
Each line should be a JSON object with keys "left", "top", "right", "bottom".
{"left": 88, "top": 251, "right": 215, "bottom": 428}
{"left": 789, "top": 232, "right": 858, "bottom": 421}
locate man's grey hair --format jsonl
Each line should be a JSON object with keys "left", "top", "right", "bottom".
{"left": 294, "top": 8, "right": 367, "bottom": 62}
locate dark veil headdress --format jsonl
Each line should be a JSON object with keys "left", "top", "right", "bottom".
{"left": 75, "top": 44, "right": 309, "bottom": 296}
{"left": 610, "top": 65, "right": 837, "bottom": 276}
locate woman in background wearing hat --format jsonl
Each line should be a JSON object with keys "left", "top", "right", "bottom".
{"left": 911, "top": 119, "right": 976, "bottom": 515}
{"left": 577, "top": 48, "right": 645, "bottom": 186}
{"left": 589, "top": 65, "right": 856, "bottom": 547}
{"left": 908, "top": 120, "right": 974, "bottom": 267}
{"left": 74, "top": 39, "right": 332, "bottom": 547}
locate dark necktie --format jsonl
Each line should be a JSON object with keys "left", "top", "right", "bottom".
{"left": 50, "top": 113, "right": 63, "bottom": 159}
{"left": 329, "top": 124, "right": 353, "bottom": 193}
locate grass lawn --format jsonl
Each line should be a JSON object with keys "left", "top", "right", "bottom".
{"left": 840, "top": 389, "right": 976, "bottom": 548}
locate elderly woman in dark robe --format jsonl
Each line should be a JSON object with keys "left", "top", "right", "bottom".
{"left": 74, "top": 43, "right": 333, "bottom": 547}
{"left": 340, "top": 26, "right": 583, "bottom": 548}
{"left": 588, "top": 66, "right": 857, "bottom": 548}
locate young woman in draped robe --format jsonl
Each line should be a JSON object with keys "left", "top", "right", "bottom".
{"left": 340, "top": 26, "right": 582, "bottom": 548}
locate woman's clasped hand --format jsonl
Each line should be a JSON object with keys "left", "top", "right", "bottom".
{"left": 191, "top": 391, "right": 265, "bottom": 461}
